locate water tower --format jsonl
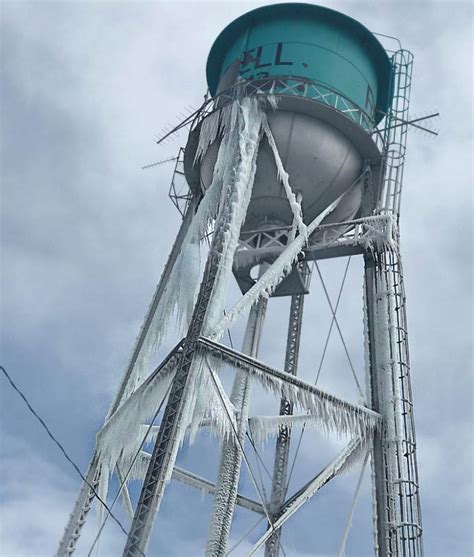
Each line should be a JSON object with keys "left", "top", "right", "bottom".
{"left": 58, "top": 4, "right": 424, "bottom": 556}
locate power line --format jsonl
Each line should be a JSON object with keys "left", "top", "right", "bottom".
{"left": 0, "top": 365, "right": 130, "bottom": 540}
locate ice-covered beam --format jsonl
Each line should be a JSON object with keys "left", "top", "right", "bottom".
{"left": 95, "top": 342, "right": 183, "bottom": 489}
{"left": 210, "top": 196, "right": 347, "bottom": 341}
{"left": 116, "top": 464, "right": 134, "bottom": 521}
{"left": 197, "top": 338, "right": 381, "bottom": 439}
{"left": 234, "top": 215, "right": 395, "bottom": 272}
{"left": 134, "top": 452, "right": 265, "bottom": 515}
{"left": 247, "top": 438, "right": 366, "bottom": 555}
{"left": 174, "top": 467, "right": 265, "bottom": 515}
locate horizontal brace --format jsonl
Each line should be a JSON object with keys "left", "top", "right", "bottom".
{"left": 236, "top": 223, "right": 394, "bottom": 267}
{"left": 137, "top": 452, "right": 264, "bottom": 515}
{"left": 197, "top": 338, "right": 381, "bottom": 427}
{"left": 304, "top": 242, "right": 365, "bottom": 262}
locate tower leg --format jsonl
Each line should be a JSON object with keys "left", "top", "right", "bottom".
{"left": 264, "top": 292, "right": 305, "bottom": 557}
{"left": 122, "top": 214, "right": 232, "bottom": 556}
{"left": 364, "top": 251, "right": 423, "bottom": 556}
{"left": 123, "top": 98, "right": 264, "bottom": 555}
{"left": 56, "top": 195, "right": 199, "bottom": 557}
{"left": 206, "top": 296, "right": 267, "bottom": 556}
{"left": 56, "top": 455, "right": 100, "bottom": 557}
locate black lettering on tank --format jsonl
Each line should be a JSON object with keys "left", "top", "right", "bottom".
{"left": 275, "top": 43, "right": 293, "bottom": 66}
{"left": 255, "top": 46, "right": 272, "bottom": 69}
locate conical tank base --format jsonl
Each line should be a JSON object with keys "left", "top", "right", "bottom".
{"left": 185, "top": 96, "right": 381, "bottom": 233}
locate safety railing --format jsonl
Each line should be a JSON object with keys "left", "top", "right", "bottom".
{"left": 193, "top": 76, "right": 376, "bottom": 133}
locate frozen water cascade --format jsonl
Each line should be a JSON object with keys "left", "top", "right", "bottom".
{"left": 248, "top": 414, "right": 358, "bottom": 445}
{"left": 262, "top": 117, "right": 307, "bottom": 237}
{"left": 95, "top": 363, "right": 176, "bottom": 507}
{"left": 95, "top": 96, "right": 266, "bottom": 513}
{"left": 94, "top": 95, "right": 378, "bottom": 552}
{"left": 55, "top": 7, "right": 426, "bottom": 556}
{"left": 173, "top": 96, "right": 266, "bottom": 463}
{"left": 210, "top": 193, "right": 344, "bottom": 341}
{"left": 107, "top": 101, "right": 248, "bottom": 412}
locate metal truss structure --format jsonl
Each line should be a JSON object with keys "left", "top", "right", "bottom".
{"left": 57, "top": 49, "right": 423, "bottom": 557}
{"left": 168, "top": 147, "right": 193, "bottom": 218}
{"left": 264, "top": 291, "right": 305, "bottom": 556}
{"left": 195, "top": 75, "right": 375, "bottom": 132}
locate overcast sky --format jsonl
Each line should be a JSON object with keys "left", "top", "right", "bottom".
{"left": 1, "top": 1, "right": 473, "bottom": 556}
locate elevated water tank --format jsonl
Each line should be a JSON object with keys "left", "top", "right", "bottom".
{"left": 185, "top": 3, "right": 393, "bottom": 231}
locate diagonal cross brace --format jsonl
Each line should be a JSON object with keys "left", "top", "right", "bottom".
{"left": 247, "top": 438, "right": 367, "bottom": 555}
{"left": 197, "top": 338, "right": 381, "bottom": 438}
{"left": 134, "top": 451, "right": 265, "bottom": 515}
{"left": 173, "top": 466, "right": 265, "bottom": 516}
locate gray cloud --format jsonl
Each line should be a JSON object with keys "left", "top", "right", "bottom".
{"left": 1, "top": 1, "right": 472, "bottom": 556}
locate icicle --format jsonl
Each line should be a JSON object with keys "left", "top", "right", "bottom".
{"left": 210, "top": 194, "right": 344, "bottom": 341}
{"left": 95, "top": 460, "right": 110, "bottom": 555}
{"left": 357, "top": 214, "right": 399, "bottom": 255}
{"left": 97, "top": 96, "right": 266, "bottom": 505}
{"left": 127, "top": 450, "right": 152, "bottom": 481}
{"left": 247, "top": 438, "right": 369, "bottom": 556}
{"left": 203, "top": 96, "right": 265, "bottom": 335}
{"left": 114, "top": 102, "right": 244, "bottom": 403}
{"left": 182, "top": 354, "right": 237, "bottom": 444}
{"left": 194, "top": 110, "right": 221, "bottom": 164}
{"left": 194, "top": 101, "right": 239, "bottom": 163}
{"left": 266, "top": 94, "right": 279, "bottom": 111}
{"left": 262, "top": 116, "right": 307, "bottom": 237}
{"left": 240, "top": 366, "right": 378, "bottom": 439}
{"left": 199, "top": 345, "right": 381, "bottom": 440}
{"left": 96, "top": 364, "right": 175, "bottom": 486}
{"left": 248, "top": 414, "right": 329, "bottom": 444}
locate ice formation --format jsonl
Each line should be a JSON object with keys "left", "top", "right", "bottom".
{"left": 206, "top": 299, "right": 267, "bottom": 556}
{"left": 216, "top": 357, "right": 380, "bottom": 439}
{"left": 210, "top": 193, "right": 344, "bottom": 341}
{"left": 94, "top": 90, "right": 382, "bottom": 539}
{"left": 247, "top": 413, "right": 364, "bottom": 445}
{"left": 247, "top": 438, "right": 369, "bottom": 555}
{"left": 173, "top": 95, "right": 266, "bottom": 454}
{"left": 95, "top": 96, "right": 266, "bottom": 510}
{"left": 262, "top": 117, "right": 307, "bottom": 236}
{"left": 106, "top": 103, "right": 247, "bottom": 410}
{"left": 95, "top": 361, "right": 176, "bottom": 506}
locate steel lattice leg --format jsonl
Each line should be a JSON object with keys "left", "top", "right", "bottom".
{"left": 123, "top": 111, "right": 263, "bottom": 554}
{"left": 122, "top": 234, "right": 229, "bottom": 555}
{"left": 364, "top": 252, "right": 423, "bottom": 557}
{"left": 265, "top": 292, "right": 305, "bottom": 556}
{"left": 56, "top": 456, "right": 100, "bottom": 557}
{"left": 206, "top": 296, "right": 267, "bottom": 556}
